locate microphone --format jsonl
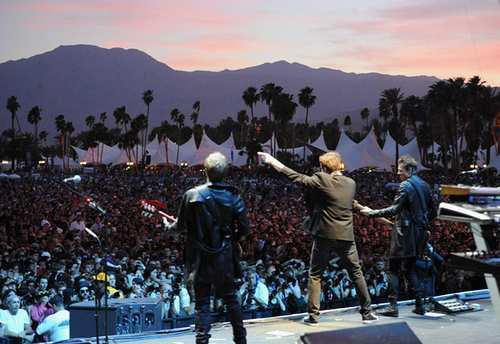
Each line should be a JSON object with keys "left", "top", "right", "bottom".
{"left": 63, "top": 175, "right": 82, "bottom": 183}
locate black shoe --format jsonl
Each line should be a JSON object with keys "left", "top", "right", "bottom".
{"left": 302, "top": 315, "right": 319, "bottom": 325}
{"left": 377, "top": 305, "right": 399, "bottom": 317}
{"left": 413, "top": 297, "right": 425, "bottom": 315}
{"left": 412, "top": 306, "right": 425, "bottom": 315}
{"left": 362, "top": 312, "right": 379, "bottom": 324}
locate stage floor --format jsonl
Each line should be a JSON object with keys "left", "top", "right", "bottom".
{"left": 85, "top": 297, "right": 500, "bottom": 344}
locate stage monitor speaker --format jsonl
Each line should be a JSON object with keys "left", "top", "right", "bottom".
{"left": 299, "top": 322, "right": 422, "bottom": 344}
{"left": 69, "top": 298, "right": 162, "bottom": 338}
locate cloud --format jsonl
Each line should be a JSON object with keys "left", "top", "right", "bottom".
{"left": 318, "top": 1, "right": 500, "bottom": 83}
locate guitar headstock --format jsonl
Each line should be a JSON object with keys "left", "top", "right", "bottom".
{"left": 140, "top": 200, "right": 158, "bottom": 218}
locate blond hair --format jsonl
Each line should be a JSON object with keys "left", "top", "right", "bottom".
{"left": 319, "top": 151, "right": 344, "bottom": 173}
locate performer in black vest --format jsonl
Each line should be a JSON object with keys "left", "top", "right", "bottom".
{"left": 166, "top": 152, "right": 249, "bottom": 344}
{"left": 361, "top": 155, "right": 436, "bottom": 316}
{"left": 258, "top": 151, "right": 378, "bottom": 324}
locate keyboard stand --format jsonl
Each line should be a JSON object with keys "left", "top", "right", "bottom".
{"left": 470, "top": 222, "right": 500, "bottom": 328}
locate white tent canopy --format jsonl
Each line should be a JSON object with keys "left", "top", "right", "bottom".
{"left": 309, "top": 131, "right": 328, "bottom": 152}
{"left": 82, "top": 144, "right": 121, "bottom": 165}
{"left": 335, "top": 130, "right": 393, "bottom": 171}
{"left": 174, "top": 135, "right": 198, "bottom": 165}
{"left": 189, "top": 132, "right": 233, "bottom": 165}
{"left": 112, "top": 145, "right": 143, "bottom": 165}
{"left": 71, "top": 146, "right": 87, "bottom": 162}
{"left": 219, "top": 133, "right": 247, "bottom": 166}
{"left": 150, "top": 139, "right": 177, "bottom": 165}
{"left": 383, "top": 135, "right": 425, "bottom": 169}
{"left": 220, "top": 133, "right": 236, "bottom": 150}
{"left": 261, "top": 135, "right": 274, "bottom": 154}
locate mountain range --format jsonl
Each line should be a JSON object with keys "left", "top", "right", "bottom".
{"left": 0, "top": 44, "right": 439, "bottom": 134}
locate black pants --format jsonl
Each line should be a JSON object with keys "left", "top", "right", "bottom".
{"left": 387, "top": 257, "right": 423, "bottom": 301}
{"left": 307, "top": 237, "right": 372, "bottom": 320}
{"left": 194, "top": 280, "right": 246, "bottom": 344}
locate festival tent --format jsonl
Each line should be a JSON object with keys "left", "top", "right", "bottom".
{"left": 480, "top": 145, "right": 500, "bottom": 169}
{"left": 71, "top": 146, "right": 87, "bottom": 162}
{"left": 304, "top": 130, "right": 328, "bottom": 158}
{"left": 308, "top": 130, "right": 329, "bottom": 152}
{"left": 219, "top": 133, "right": 246, "bottom": 166}
{"left": 112, "top": 145, "right": 143, "bottom": 165}
{"left": 383, "top": 135, "right": 425, "bottom": 169}
{"left": 82, "top": 144, "right": 121, "bottom": 165}
{"left": 150, "top": 139, "right": 178, "bottom": 165}
{"left": 261, "top": 135, "right": 274, "bottom": 154}
{"left": 335, "top": 129, "right": 393, "bottom": 171}
{"left": 188, "top": 132, "right": 233, "bottom": 165}
{"left": 173, "top": 135, "right": 198, "bottom": 165}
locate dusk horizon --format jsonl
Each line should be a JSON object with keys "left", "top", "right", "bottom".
{"left": 1, "top": 0, "right": 499, "bottom": 84}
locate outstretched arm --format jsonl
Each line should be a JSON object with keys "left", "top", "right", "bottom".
{"left": 258, "top": 152, "right": 320, "bottom": 188}
{"left": 360, "top": 182, "right": 409, "bottom": 218}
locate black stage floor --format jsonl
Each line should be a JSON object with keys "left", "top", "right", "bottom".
{"left": 78, "top": 291, "right": 500, "bottom": 344}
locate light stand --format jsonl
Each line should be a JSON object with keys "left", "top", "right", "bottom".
{"left": 58, "top": 178, "right": 111, "bottom": 344}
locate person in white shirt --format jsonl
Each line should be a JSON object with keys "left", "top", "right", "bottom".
{"left": 240, "top": 271, "right": 269, "bottom": 309}
{"left": 0, "top": 295, "right": 33, "bottom": 341}
{"left": 36, "top": 295, "right": 69, "bottom": 342}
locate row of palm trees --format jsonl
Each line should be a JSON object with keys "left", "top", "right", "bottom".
{"left": 2, "top": 76, "right": 499, "bottom": 171}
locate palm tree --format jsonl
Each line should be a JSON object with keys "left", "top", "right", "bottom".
{"left": 191, "top": 100, "right": 201, "bottom": 124}
{"left": 98, "top": 112, "right": 107, "bottom": 163}
{"left": 260, "top": 83, "right": 283, "bottom": 121}
{"left": 360, "top": 107, "right": 370, "bottom": 131}
{"left": 27, "top": 105, "right": 42, "bottom": 147}
{"left": 149, "top": 121, "right": 170, "bottom": 164}
{"left": 379, "top": 88, "right": 404, "bottom": 170}
{"left": 271, "top": 93, "right": 298, "bottom": 152}
{"left": 113, "top": 106, "right": 131, "bottom": 132}
{"left": 237, "top": 110, "right": 249, "bottom": 147}
{"left": 298, "top": 86, "right": 317, "bottom": 159}
{"left": 260, "top": 83, "right": 283, "bottom": 154}
{"left": 55, "top": 114, "right": 66, "bottom": 167}
{"left": 64, "top": 121, "right": 75, "bottom": 169}
{"left": 39, "top": 131, "right": 48, "bottom": 145}
{"left": 27, "top": 106, "right": 42, "bottom": 168}
{"left": 191, "top": 101, "right": 203, "bottom": 147}
{"left": 6, "top": 96, "right": 20, "bottom": 169}
{"left": 343, "top": 115, "right": 352, "bottom": 132}
{"left": 131, "top": 114, "right": 148, "bottom": 163}
{"left": 141, "top": 90, "right": 154, "bottom": 166}
{"left": 85, "top": 115, "right": 96, "bottom": 129}
{"left": 99, "top": 112, "right": 107, "bottom": 124}
{"left": 170, "top": 108, "right": 185, "bottom": 164}
{"left": 242, "top": 87, "right": 260, "bottom": 121}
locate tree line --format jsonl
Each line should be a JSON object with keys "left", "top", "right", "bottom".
{"left": 2, "top": 76, "right": 499, "bottom": 171}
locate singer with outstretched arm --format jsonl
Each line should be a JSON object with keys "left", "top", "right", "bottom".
{"left": 257, "top": 151, "right": 378, "bottom": 324}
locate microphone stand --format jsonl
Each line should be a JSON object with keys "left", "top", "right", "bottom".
{"left": 57, "top": 179, "right": 111, "bottom": 344}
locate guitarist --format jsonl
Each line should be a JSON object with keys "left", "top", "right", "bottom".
{"left": 360, "top": 155, "right": 436, "bottom": 316}
{"left": 164, "top": 152, "right": 249, "bottom": 344}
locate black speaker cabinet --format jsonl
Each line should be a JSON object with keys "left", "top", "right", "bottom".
{"left": 300, "top": 322, "right": 422, "bottom": 344}
{"left": 69, "top": 298, "right": 162, "bottom": 338}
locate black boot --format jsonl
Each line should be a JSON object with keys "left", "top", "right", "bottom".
{"left": 378, "top": 297, "right": 399, "bottom": 317}
{"left": 412, "top": 296, "right": 425, "bottom": 315}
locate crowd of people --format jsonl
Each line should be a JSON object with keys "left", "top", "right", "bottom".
{"left": 0, "top": 162, "right": 490, "bottom": 341}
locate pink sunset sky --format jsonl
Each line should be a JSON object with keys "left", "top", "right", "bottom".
{"left": 1, "top": 0, "right": 499, "bottom": 84}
